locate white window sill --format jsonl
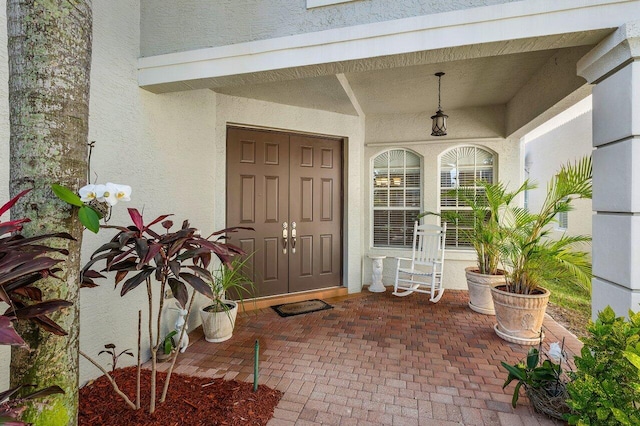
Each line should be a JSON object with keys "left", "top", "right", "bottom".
{"left": 367, "top": 248, "right": 476, "bottom": 261}
{"left": 307, "top": 0, "right": 357, "bottom": 9}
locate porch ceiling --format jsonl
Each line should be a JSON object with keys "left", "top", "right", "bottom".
{"left": 213, "top": 45, "right": 595, "bottom": 138}
{"left": 343, "top": 50, "right": 560, "bottom": 115}
{"left": 215, "top": 49, "right": 561, "bottom": 117}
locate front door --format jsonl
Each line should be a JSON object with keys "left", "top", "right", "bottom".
{"left": 226, "top": 127, "right": 343, "bottom": 297}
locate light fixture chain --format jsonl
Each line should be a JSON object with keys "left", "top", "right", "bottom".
{"left": 438, "top": 74, "right": 442, "bottom": 110}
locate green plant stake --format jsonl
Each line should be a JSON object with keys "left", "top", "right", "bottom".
{"left": 254, "top": 339, "right": 259, "bottom": 392}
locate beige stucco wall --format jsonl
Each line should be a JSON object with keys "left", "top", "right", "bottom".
{"left": 524, "top": 107, "right": 593, "bottom": 250}
{"left": 79, "top": 0, "right": 222, "bottom": 387}
{"left": 363, "top": 111, "right": 524, "bottom": 290}
{"left": 140, "top": 0, "right": 519, "bottom": 57}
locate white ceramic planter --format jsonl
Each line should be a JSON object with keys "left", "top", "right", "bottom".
{"left": 465, "top": 267, "right": 505, "bottom": 315}
{"left": 491, "top": 285, "right": 550, "bottom": 346}
{"left": 200, "top": 301, "right": 238, "bottom": 343}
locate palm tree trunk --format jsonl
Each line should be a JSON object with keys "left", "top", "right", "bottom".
{"left": 7, "top": 1, "right": 92, "bottom": 424}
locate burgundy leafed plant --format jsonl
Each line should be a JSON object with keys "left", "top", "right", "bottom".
{"left": 81, "top": 208, "right": 250, "bottom": 414}
{"left": 0, "top": 189, "right": 74, "bottom": 424}
{"left": 0, "top": 189, "right": 74, "bottom": 345}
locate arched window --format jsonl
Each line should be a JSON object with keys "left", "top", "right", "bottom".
{"left": 372, "top": 149, "right": 421, "bottom": 248}
{"left": 440, "top": 146, "right": 496, "bottom": 248}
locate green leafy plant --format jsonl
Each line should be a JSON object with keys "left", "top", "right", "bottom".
{"left": 51, "top": 184, "right": 102, "bottom": 233}
{"left": 501, "top": 346, "right": 565, "bottom": 408}
{"left": 501, "top": 341, "right": 572, "bottom": 421}
{"left": 565, "top": 306, "right": 640, "bottom": 425}
{"left": 98, "top": 343, "right": 134, "bottom": 372}
{"left": 203, "top": 254, "right": 256, "bottom": 314}
{"left": 499, "top": 156, "right": 593, "bottom": 294}
{"left": 162, "top": 331, "right": 177, "bottom": 355}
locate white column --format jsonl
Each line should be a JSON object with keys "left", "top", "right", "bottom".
{"left": 577, "top": 21, "right": 640, "bottom": 318}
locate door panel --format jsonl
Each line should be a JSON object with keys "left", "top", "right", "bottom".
{"left": 227, "top": 128, "right": 289, "bottom": 297}
{"left": 289, "top": 135, "right": 342, "bottom": 292}
{"left": 227, "top": 128, "right": 342, "bottom": 296}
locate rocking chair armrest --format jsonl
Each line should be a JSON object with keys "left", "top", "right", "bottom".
{"left": 395, "top": 257, "right": 412, "bottom": 265}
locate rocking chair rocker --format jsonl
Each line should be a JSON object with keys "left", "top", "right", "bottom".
{"left": 392, "top": 222, "right": 447, "bottom": 302}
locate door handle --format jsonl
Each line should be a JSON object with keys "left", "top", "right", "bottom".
{"left": 291, "top": 222, "right": 297, "bottom": 254}
{"left": 282, "top": 222, "right": 288, "bottom": 254}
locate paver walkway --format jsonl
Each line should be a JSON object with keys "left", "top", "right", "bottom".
{"left": 170, "top": 290, "right": 581, "bottom": 425}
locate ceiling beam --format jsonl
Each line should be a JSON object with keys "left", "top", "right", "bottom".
{"left": 506, "top": 45, "right": 593, "bottom": 138}
{"left": 336, "top": 74, "right": 365, "bottom": 118}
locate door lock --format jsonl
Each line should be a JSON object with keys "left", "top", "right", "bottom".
{"left": 291, "top": 222, "right": 297, "bottom": 254}
{"left": 282, "top": 222, "right": 288, "bottom": 254}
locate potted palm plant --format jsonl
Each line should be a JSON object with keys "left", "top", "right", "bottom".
{"left": 426, "top": 180, "right": 529, "bottom": 315}
{"left": 492, "top": 156, "right": 592, "bottom": 345}
{"left": 200, "top": 255, "right": 255, "bottom": 342}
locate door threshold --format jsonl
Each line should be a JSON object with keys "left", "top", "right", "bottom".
{"left": 240, "top": 286, "right": 348, "bottom": 312}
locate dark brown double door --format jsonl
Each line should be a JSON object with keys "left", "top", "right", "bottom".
{"left": 226, "top": 127, "right": 343, "bottom": 297}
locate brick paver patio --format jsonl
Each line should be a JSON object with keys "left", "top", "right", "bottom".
{"left": 170, "top": 290, "right": 580, "bottom": 425}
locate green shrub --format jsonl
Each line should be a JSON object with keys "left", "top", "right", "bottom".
{"left": 565, "top": 306, "right": 640, "bottom": 425}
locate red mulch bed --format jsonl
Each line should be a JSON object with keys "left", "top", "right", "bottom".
{"left": 79, "top": 367, "right": 282, "bottom": 425}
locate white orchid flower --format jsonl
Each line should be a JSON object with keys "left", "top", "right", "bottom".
{"left": 95, "top": 183, "right": 117, "bottom": 206}
{"left": 548, "top": 342, "right": 564, "bottom": 364}
{"left": 98, "top": 183, "right": 132, "bottom": 206}
{"left": 79, "top": 184, "right": 99, "bottom": 202}
{"left": 110, "top": 183, "right": 132, "bottom": 203}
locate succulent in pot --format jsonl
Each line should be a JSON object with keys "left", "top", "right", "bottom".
{"left": 200, "top": 255, "right": 255, "bottom": 343}
{"left": 492, "top": 156, "right": 592, "bottom": 344}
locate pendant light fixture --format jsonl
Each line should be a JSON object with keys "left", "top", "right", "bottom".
{"left": 431, "top": 72, "right": 448, "bottom": 137}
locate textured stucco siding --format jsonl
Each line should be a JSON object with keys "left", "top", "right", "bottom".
{"left": 140, "top": 0, "right": 520, "bottom": 57}
{"left": 525, "top": 106, "right": 593, "bottom": 250}
{"left": 80, "top": 1, "right": 221, "bottom": 385}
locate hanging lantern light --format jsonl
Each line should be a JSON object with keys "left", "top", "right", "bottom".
{"left": 431, "top": 72, "right": 448, "bottom": 137}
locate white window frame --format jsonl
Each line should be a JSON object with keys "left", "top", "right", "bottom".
{"left": 371, "top": 149, "right": 422, "bottom": 249}
{"left": 438, "top": 145, "right": 497, "bottom": 249}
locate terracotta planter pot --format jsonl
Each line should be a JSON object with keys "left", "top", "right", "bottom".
{"left": 200, "top": 301, "right": 238, "bottom": 343}
{"left": 465, "top": 267, "right": 505, "bottom": 315}
{"left": 490, "top": 285, "right": 550, "bottom": 345}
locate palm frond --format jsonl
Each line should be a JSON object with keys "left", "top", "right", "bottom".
{"left": 499, "top": 156, "right": 592, "bottom": 293}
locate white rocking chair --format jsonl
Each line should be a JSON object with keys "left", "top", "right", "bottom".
{"left": 392, "top": 222, "right": 447, "bottom": 302}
